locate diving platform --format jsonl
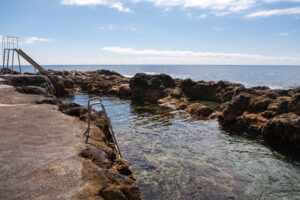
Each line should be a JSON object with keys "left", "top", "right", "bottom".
{"left": 1, "top": 36, "right": 49, "bottom": 75}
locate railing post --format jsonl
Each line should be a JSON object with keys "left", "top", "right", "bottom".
{"left": 2, "top": 49, "right": 6, "bottom": 74}
{"left": 11, "top": 49, "right": 14, "bottom": 74}
{"left": 6, "top": 49, "right": 10, "bottom": 71}
{"left": 17, "top": 50, "right": 22, "bottom": 74}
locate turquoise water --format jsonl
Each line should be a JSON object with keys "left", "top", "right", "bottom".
{"left": 23, "top": 64, "right": 300, "bottom": 89}
{"left": 66, "top": 94, "right": 300, "bottom": 200}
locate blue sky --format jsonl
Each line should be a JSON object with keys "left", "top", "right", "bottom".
{"left": 0, "top": 0, "right": 300, "bottom": 65}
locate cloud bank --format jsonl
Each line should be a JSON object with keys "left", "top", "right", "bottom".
{"left": 102, "top": 46, "right": 300, "bottom": 65}
{"left": 60, "top": 0, "right": 300, "bottom": 18}
{"left": 246, "top": 7, "right": 300, "bottom": 18}
{"left": 60, "top": 0, "right": 132, "bottom": 12}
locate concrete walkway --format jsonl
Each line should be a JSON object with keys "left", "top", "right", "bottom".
{"left": 0, "top": 85, "right": 88, "bottom": 200}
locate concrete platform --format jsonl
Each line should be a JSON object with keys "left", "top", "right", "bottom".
{"left": 0, "top": 86, "right": 88, "bottom": 199}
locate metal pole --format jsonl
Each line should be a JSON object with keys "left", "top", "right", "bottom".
{"left": 17, "top": 51, "right": 22, "bottom": 74}
{"left": 6, "top": 49, "right": 10, "bottom": 71}
{"left": 2, "top": 49, "right": 6, "bottom": 74}
{"left": 11, "top": 49, "right": 15, "bottom": 74}
{"left": 85, "top": 101, "right": 92, "bottom": 143}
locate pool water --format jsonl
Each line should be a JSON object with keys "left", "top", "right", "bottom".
{"left": 66, "top": 94, "right": 300, "bottom": 200}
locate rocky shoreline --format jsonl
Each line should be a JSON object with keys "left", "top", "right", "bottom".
{"left": 14, "top": 68, "right": 297, "bottom": 159}
{"left": 1, "top": 68, "right": 299, "bottom": 198}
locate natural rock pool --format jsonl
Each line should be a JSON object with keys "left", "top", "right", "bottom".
{"left": 66, "top": 93, "right": 300, "bottom": 200}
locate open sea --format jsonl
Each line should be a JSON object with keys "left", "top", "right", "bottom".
{"left": 24, "top": 64, "right": 300, "bottom": 89}
{"left": 53, "top": 65, "right": 300, "bottom": 200}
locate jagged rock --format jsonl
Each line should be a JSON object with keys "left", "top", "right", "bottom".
{"left": 16, "top": 86, "right": 48, "bottom": 96}
{"left": 175, "top": 101, "right": 188, "bottom": 110}
{"left": 79, "top": 146, "right": 112, "bottom": 169}
{"left": 266, "top": 96, "right": 291, "bottom": 115}
{"left": 262, "top": 113, "right": 300, "bottom": 154}
{"left": 83, "top": 164, "right": 141, "bottom": 200}
{"left": 130, "top": 73, "right": 175, "bottom": 102}
{"left": 112, "top": 158, "right": 133, "bottom": 176}
{"left": 248, "top": 95, "right": 272, "bottom": 113}
{"left": 288, "top": 94, "right": 300, "bottom": 115}
{"left": 0, "top": 75, "right": 55, "bottom": 95}
{"left": 63, "top": 78, "right": 74, "bottom": 89}
{"left": 235, "top": 112, "right": 268, "bottom": 136}
{"left": 92, "top": 69, "right": 122, "bottom": 77}
{"left": 48, "top": 75, "right": 73, "bottom": 97}
{"left": 59, "top": 102, "right": 102, "bottom": 121}
{"left": 187, "top": 103, "right": 214, "bottom": 118}
{"left": 221, "top": 93, "right": 252, "bottom": 122}
{"left": 108, "top": 84, "right": 131, "bottom": 98}
{"left": 180, "top": 79, "right": 244, "bottom": 103}
{"left": 0, "top": 68, "right": 19, "bottom": 74}
{"left": 59, "top": 102, "right": 88, "bottom": 117}
{"left": 35, "top": 97, "right": 62, "bottom": 105}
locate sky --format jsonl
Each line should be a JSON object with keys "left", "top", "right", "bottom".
{"left": 0, "top": 0, "right": 300, "bottom": 65}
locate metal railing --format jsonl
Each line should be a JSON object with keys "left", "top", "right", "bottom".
{"left": 84, "top": 97, "right": 122, "bottom": 158}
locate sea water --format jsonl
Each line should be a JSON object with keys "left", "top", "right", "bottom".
{"left": 23, "top": 64, "right": 300, "bottom": 89}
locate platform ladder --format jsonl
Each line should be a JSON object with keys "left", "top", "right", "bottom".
{"left": 1, "top": 36, "right": 22, "bottom": 74}
{"left": 1, "top": 36, "right": 49, "bottom": 75}
{"left": 84, "top": 97, "right": 122, "bottom": 158}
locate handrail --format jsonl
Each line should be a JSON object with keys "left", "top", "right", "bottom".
{"left": 84, "top": 97, "right": 122, "bottom": 158}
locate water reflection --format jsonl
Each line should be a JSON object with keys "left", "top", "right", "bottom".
{"left": 66, "top": 94, "right": 300, "bottom": 200}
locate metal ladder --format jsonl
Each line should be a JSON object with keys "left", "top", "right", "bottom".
{"left": 84, "top": 97, "right": 122, "bottom": 158}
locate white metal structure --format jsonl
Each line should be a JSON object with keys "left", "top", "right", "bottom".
{"left": 1, "top": 36, "right": 21, "bottom": 74}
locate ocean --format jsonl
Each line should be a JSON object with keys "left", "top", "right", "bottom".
{"left": 26, "top": 64, "right": 300, "bottom": 89}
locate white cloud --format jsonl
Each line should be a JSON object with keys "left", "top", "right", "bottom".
{"left": 134, "top": 0, "right": 257, "bottom": 13}
{"left": 278, "top": 32, "right": 289, "bottom": 36}
{"left": 101, "top": 46, "right": 300, "bottom": 64}
{"left": 60, "top": 0, "right": 132, "bottom": 13}
{"left": 263, "top": 0, "right": 300, "bottom": 2}
{"left": 23, "top": 37, "right": 52, "bottom": 44}
{"left": 99, "top": 24, "right": 137, "bottom": 31}
{"left": 110, "top": 2, "right": 132, "bottom": 12}
{"left": 246, "top": 7, "right": 300, "bottom": 18}
{"left": 186, "top": 13, "right": 207, "bottom": 19}
{"left": 61, "top": 0, "right": 300, "bottom": 18}
{"left": 213, "top": 11, "right": 230, "bottom": 16}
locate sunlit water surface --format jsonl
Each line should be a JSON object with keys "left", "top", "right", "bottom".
{"left": 65, "top": 94, "right": 300, "bottom": 200}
